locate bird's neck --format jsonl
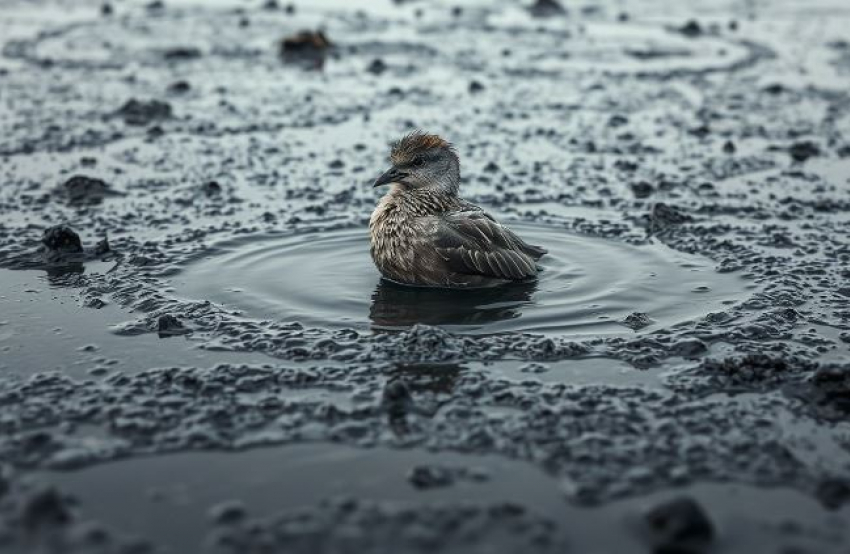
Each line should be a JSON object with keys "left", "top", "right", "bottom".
{"left": 381, "top": 185, "right": 459, "bottom": 217}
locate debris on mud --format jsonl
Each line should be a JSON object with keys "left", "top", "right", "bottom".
{"left": 643, "top": 496, "right": 714, "bottom": 554}
{"left": 528, "top": 0, "right": 566, "bottom": 18}
{"left": 621, "top": 312, "right": 654, "bottom": 331}
{"left": 279, "top": 30, "right": 333, "bottom": 66}
{"left": 56, "top": 175, "right": 122, "bottom": 205}
{"left": 788, "top": 141, "right": 821, "bottom": 163}
{"left": 115, "top": 98, "right": 172, "bottom": 126}
{"left": 157, "top": 314, "right": 192, "bottom": 338}
{"left": 676, "top": 20, "right": 704, "bottom": 38}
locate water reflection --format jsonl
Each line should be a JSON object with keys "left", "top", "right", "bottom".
{"left": 382, "top": 363, "right": 464, "bottom": 435}
{"left": 369, "top": 279, "right": 537, "bottom": 330}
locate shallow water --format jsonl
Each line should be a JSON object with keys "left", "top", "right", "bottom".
{"left": 39, "top": 443, "right": 850, "bottom": 554}
{"left": 177, "top": 222, "right": 749, "bottom": 336}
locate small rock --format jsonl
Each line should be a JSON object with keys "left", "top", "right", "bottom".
{"left": 816, "top": 477, "right": 850, "bottom": 510}
{"left": 608, "top": 114, "right": 629, "bottom": 128}
{"left": 201, "top": 181, "right": 222, "bottom": 197}
{"left": 42, "top": 225, "right": 83, "bottom": 253}
{"left": 280, "top": 30, "right": 332, "bottom": 65}
{"left": 59, "top": 175, "right": 116, "bottom": 204}
{"left": 21, "top": 486, "right": 73, "bottom": 530}
{"left": 788, "top": 141, "right": 820, "bottom": 163}
{"left": 643, "top": 496, "right": 714, "bottom": 553}
{"left": 116, "top": 99, "right": 172, "bottom": 126}
{"left": 469, "top": 80, "right": 485, "bottom": 93}
{"left": 157, "top": 315, "right": 191, "bottom": 337}
{"left": 528, "top": 0, "right": 566, "bottom": 17}
{"left": 162, "top": 46, "right": 202, "bottom": 61}
{"left": 630, "top": 181, "right": 654, "bottom": 199}
{"left": 722, "top": 140, "right": 736, "bottom": 154}
{"left": 167, "top": 80, "right": 191, "bottom": 94}
{"left": 677, "top": 20, "right": 703, "bottom": 38}
{"left": 367, "top": 58, "right": 387, "bottom": 75}
{"left": 209, "top": 500, "right": 247, "bottom": 524}
{"left": 408, "top": 465, "right": 454, "bottom": 489}
{"left": 621, "top": 312, "right": 653, "bottom": 330}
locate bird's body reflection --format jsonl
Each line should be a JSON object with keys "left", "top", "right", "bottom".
{"left": 369, "top": 278, "right": 538, "bottom": 330}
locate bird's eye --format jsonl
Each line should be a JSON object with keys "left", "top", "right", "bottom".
{"left": 412, "top": 157, "right": 425, "bottom": 167}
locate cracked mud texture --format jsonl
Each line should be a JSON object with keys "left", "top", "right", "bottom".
{"left": 1, "top": 0, "right": 849, "bottom": 553}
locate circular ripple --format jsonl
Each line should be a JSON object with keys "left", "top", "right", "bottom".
{"left": 176, "top": 223, "right": 749, "bottom": 336}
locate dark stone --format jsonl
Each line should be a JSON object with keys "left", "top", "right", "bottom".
{"left": 722, "top": 140, "right": 736, "bottom": 154}
{"left": 408, "top": 465, "right": 454, "bottom": 489}
{"left": 644, "top": 496, "right": 714, "bottom": 553}
{"left": 630, "top": 181, "right": 654, "bottom": 198}
{"left": 788, "top": 141, "right": 820, "bottom": 163}
{"left": 528, "top": 0, "right": 566, "bottom": 17}
{"left": 41, "top": 225, "right": 83, "bottom": 253}
{"left": 60, "top": 175, "right": 114, "bottom": 204}
{"left": 116, "top": 99, "right": 173, "bottom": 126}
{"left": 469, "top": 80, "right": 485, "bottom": 93}
{"left": 209, "top": 500, "right": 247, "bottom": 524}
{"left": 162, "top": 47, "right": 202, "bottom": 61}
{"left": 608, "top": 114, "right": 629, "bottom": 127}
{"left": 367, "top": 58, "right": 387, "bottom": 75}
{"left": 678, "top": 20, "right": 703, "bottom": 38}
{"left": 157, "top": 314, "right": 191, "bottom": 337}
{"left": 647, "top": 203, "right": 692, "bottom": 232}
{"left": 816, "top": 477, "right": 850, "bottom": 510}
{"left": 622, "top": 312, "right": 653, "bottom": 330}
{"left": 94, "top": 236, "right": 110, "bottom": 255}
{"left": 483, "top": 161, "right": 500, "bottom": 173}
{"left": 201, "top": 181, "right": 222, "bottom": 197}
{"left": 21, "top": 487, "right": 73, "bottom": 530}
{"left": 168, "top": 80, "right": 191, "bottom": 94}
{"left": 280, "top": 30, "right": 332, "bottom": 64}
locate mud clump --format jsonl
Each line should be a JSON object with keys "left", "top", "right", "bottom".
{"left": 645, "top": 203, "right": 692, "bottom": 234}
{"left": 788, "top": 141, "right": 820, "bottom": 162}
{"left": 57, "top": 175, "right": 120, "bottom": 205}
{"left": 816, "top": 477, "right": 850, "bottom": 510}
{"left": 116, "top": 98, "right": 172, "bottom": 126}
{"left": 621, "top": 312, "right": 654, "bottom": 331}
{"left": 41, "top": 225, "right": 83, "bottom": 254}
{"left": 676, "top": 20, "right": 703, "bottom": 38}
{"left": 157, "top": 314, "right": 191, "bottom": 338}
{"left": 643, "top": 496, "right": 714, "bottom": 553}
{"left": 528, "top": 0, "right": 566, "bottom": 18}
{"left": 279, "top": 30, "right": 333, "bottom": 67}
{"left": 797, "top": 363, "right": 850, "bottom": 420}
{"left": 162, "top": 46, "right": 202, "bottom": 61}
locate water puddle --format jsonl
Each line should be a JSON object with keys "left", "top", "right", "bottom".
{"left": 0, "top": 269, "right": 269, "bottom": 378}
{"left": 177, "top": 223, "right": 749, "bottom": 336}
{"left": 36, "top": 443, "right": 850, "bottom": 554}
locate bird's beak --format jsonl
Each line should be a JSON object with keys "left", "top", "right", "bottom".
{"left": 373, "top": 167, "right": 408, "bottom": 188}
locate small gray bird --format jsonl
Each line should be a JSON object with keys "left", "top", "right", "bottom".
{"left": 370, "top": 131, "right": 546, "bottom": 288}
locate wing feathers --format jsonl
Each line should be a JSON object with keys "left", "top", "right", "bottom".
{"left": 432, "top": 211, "right": 545, "bottom": 281}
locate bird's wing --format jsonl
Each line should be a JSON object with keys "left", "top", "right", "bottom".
{"left": 431, "top": 210, "right": 546, "bottom": 281}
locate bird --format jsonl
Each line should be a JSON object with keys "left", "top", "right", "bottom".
{"left": 369, "top": 131, "right": 546, "bottom": 288}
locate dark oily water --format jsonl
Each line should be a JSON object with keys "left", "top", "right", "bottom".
{"left": 176, "top": 223, "right": 750, "bottom": 335}
{"left": 37, "top": 444, "right": 849, "bottom": 554}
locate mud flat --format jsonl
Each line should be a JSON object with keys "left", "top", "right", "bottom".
{"left": 1, "top": 0, "right": 849, "bottom": 552}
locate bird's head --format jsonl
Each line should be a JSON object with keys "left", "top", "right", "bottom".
{"left": 373, "top": 131, "right": 460, "bottom": 196}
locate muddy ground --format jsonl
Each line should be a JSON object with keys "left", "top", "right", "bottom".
{"left": 1, "top": 0, "right": 849, "bottom": 552}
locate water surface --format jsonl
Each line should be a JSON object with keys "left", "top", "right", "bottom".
{"left": 177, "top": 223, "right": 750, "bottom": 336}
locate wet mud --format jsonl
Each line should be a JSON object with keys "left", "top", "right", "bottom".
{"left": 0, "top": 0, "right": 849, "bottom": 552}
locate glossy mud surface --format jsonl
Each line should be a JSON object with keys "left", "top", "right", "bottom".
{"left": 1, "top": 0, "right": 850, "bottom": 552}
